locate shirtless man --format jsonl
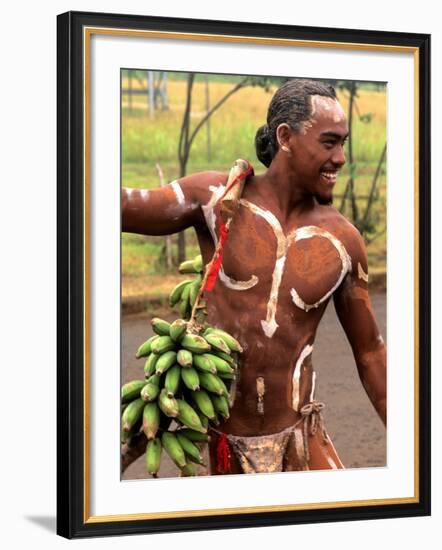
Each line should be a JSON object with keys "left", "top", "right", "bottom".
{"left": 122, "top": 79, "right": 386, "bottom": 474}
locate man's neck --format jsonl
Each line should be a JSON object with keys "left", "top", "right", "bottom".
{"left": 254, "top": 162, "right": 316, "bottom": 221}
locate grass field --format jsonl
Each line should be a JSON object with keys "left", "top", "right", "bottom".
{"left": 121, "top": 76, "right": 387, "bottom": 298}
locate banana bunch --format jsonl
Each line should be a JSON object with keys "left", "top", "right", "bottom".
{"left": 169, "top": 255, "right": 204, "bottom": 320}
{"left": 122, "top": 316, "right": 243, "bottom": 477}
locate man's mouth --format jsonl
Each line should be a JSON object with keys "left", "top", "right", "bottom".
{"left": 320, "top": 170, "right": 338, "bottom": 185}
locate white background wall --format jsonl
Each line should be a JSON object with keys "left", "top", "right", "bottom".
{"left": 0, "top": 1, "right": 438, "bottom": 548}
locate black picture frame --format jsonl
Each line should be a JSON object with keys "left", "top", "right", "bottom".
{"left": 57, "top": 10, "right": 431, "bottom": 539}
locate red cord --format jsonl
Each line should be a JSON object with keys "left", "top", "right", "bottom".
{"left": 216, "top": 432, "right": 231, "bottom": 474}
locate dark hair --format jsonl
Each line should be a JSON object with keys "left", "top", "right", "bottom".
{"left": 255, "top": 79, "right": 337, "bottom": 167}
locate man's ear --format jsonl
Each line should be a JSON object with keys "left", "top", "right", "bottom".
{"left": 276, "top": 123, "right": 293, "bottom": 154}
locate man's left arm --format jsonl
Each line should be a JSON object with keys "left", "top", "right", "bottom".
{"left": 333, "top": 228, "right": 386, "bottom": 426}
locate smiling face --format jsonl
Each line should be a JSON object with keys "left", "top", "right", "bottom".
{"left": 281, "top": 95, "right": 349, "bottom": 204}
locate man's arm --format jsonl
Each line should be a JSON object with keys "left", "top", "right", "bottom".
{"left": 122, "top": 171, "right": 225, "bottom": 236}
{"left": 333, "top": 227, "right": 387, "bottom": 426}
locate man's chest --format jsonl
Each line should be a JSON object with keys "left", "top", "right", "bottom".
{"left": 213, "top": 199, "right": 352, "bottom": 313}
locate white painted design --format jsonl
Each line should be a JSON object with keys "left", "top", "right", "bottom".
{"left": 125, "top": 188, "right": 133, "bottom": 199}
{"left": 240, "top": 199, "right": 287, "bottom": 337}
{"left": 140, "top": 189, "right": 150, "bottom": 200}
{"left": 170, "top": 180, "right": 185, "bottom": 205}
{"left": 358, "top": 262, "right": 369, "bottom": 283}
{"left": 261, "top": 256, "right": 286, "bottom": 337}
{"left": 288, "top": 226, "right": 352, "bottom": 312}
{"left": 219, "top": 270, "right": 259, "bottom": 290}
{"left": 292, "top": 345, "right": 313, "bottom": 412}
{"left": 309, "top": 371, "right": 317, "bottom": 403}
{"left": 202, "top": 184, "right": 225, "bottom": 243}
{"left": 202, "top": 185, "right": 259, "bottom": 291}
{"left": 326, "top": 456, "right": 338, "bottom": 469}
{"left": 239, "top": 201, "right": 352, "bottom": 333}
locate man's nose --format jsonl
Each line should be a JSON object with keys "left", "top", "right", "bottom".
{"left": 331, "top": 145, "right": 346, "bottom": 167}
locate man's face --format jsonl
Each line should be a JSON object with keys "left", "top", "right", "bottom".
{"left": 285, "top": 95, "right": 349, "bottom": 205}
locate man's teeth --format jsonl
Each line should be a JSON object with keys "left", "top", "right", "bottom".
{"left": 321, "top": 171, "right": 337, "bottom": 179}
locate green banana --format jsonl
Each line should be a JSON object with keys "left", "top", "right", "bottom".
{"left": 181, "top": 367, "right": 200, "bottom": 391}
{"left": 189, "top": 280, "right": 200, "bottom": 308}
{"left": 145, "top": 438, "right": 162, "bottom": 475}
{"left": 176, "top": 399, "right": 206, "bottom": 433}
{"left": 211, "top": 349, "right": 236, "bottom": 366}
{"left": 121, "top": 380, "right": 146, "bottom": 403}
{"left": 211, "top": 394, "right": 230, "bottom": 419}
{"left": 198, "top": 372, "right": 225, "bottom": 396}
{"left": 181, "top": 333, "right": 211, "bottom": 354}
{"left": 169, "top": 319, "right": 187, "bottom": 342}
{"left": 180, "top": 462, "right": 196, "bottom": 477}
{"left": 204, "top": 328, "right": 243, "bottom": 353}
{"left": 179, "top": 283, "right": 192, "bottom": 318}
{"left": 165, "top": 365, "right": 181, "bottom": 397}
{"left": 176, "top": 432, "right": 205, "bottom": 465}
{"left": 146, "top": 373, "right": 161, "bottom": 385}
{"left": 121, "top": 417, "right": 142, "bottom": 444}
{"left": 142, "top": 402, "right": 160, "bottom": 440}
{"left": 169, "top": 279, "right": 193, "bottom": 306}
{"left": 191, "top": 390, "right": 216, "bottom": 420}
{"left": 198, "top": 412, "right": 209, "bottom": 430}
{"left": 203, "top": 333, "right": 231, "bottom": 355}
{"left": 193, "top": 353, "right": 217, "bottom": 374}
{"left": 161, "top": 431, "right": 187, "bottom": 468}
{"left": 151, "top": 335, "right": 175, "bottom": 354}
{"left": 140, "top": 380, "right": 160, "bottom": 402}
{"left": 155, "top": 350, "right": 177, "bottom": 374}
{"left": 204, "top": 353, "right": 234, "bottom": 375}
{"left": 158, "top": 388, "right": 179, "bottom": 417}
{"left": 193, "top": 254, "right": 204, "bottom": 273}
{"left": 217, "top": 371, "right": 236, "bottom": 380}
{"left": 178, "top": 259, "right": 199, "bottom": 274}
{"left": 177, "top": 349, "right": 193, "bottom": 368}
{"left": 143, "top": 353, "right": 159, "bottom": 378}
{"left": 178, "top": 428, "right": 210, "bottom": 442}
{"left": 217, "top": 375, "right": 230, "bottom": 398}
{"left": 122, "top": 398, "right": 145, "bottom": 432}
{"left": 151, "top": 317, "right": 171, "bottom": 336}
{"left": 136, "top": 335, "right": 159, "bottom": 358}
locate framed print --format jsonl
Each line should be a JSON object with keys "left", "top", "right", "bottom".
{"left": 57, "top": 11, "right": 431, "bottom": 538}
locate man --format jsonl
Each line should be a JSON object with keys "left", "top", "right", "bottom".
{"left": 122, "top": 79, "right": 386, "bottom": 474}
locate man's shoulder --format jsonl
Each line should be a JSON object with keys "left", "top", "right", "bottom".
{"left": 318, "top": 206, "right": 367, "bottom": 263}
{"left": 176, "top": 171, "right": 227, "bottom": 203}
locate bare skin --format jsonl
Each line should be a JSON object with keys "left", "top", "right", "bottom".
{"left": 122, "top": 96, "right": 386, "bottom": 474}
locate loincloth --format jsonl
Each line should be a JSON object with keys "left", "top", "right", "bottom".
{"left": 212, "top": 401, "right": 330, "bottom": 474}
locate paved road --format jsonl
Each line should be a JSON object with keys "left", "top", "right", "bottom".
{"left": 122, "top": 292, "right": 386, "bottom": 480}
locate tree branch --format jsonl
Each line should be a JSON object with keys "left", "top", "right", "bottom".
{"left": 360, "top": 142, "right": 387, "bottom": 234}
{"left": 187, "top": 77, "right": 250, "bottom": 151}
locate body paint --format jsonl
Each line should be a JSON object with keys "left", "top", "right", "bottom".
{"left": 256, "top": 376, "right": 265, "bottom": 415}
{"left": 292, "top": 344, "right": 313, "bottom": 412}
{"left": 202, "top": 186, "right": 259, "bottom": 291}
{"left": 289, "top": 226, "right": 352, "bottom": 312}
{"left": 170, "top": 180, "right": 185, "bottom": 206}
{"left": 358, "top": 262, "right": 369, "bottom": 283}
